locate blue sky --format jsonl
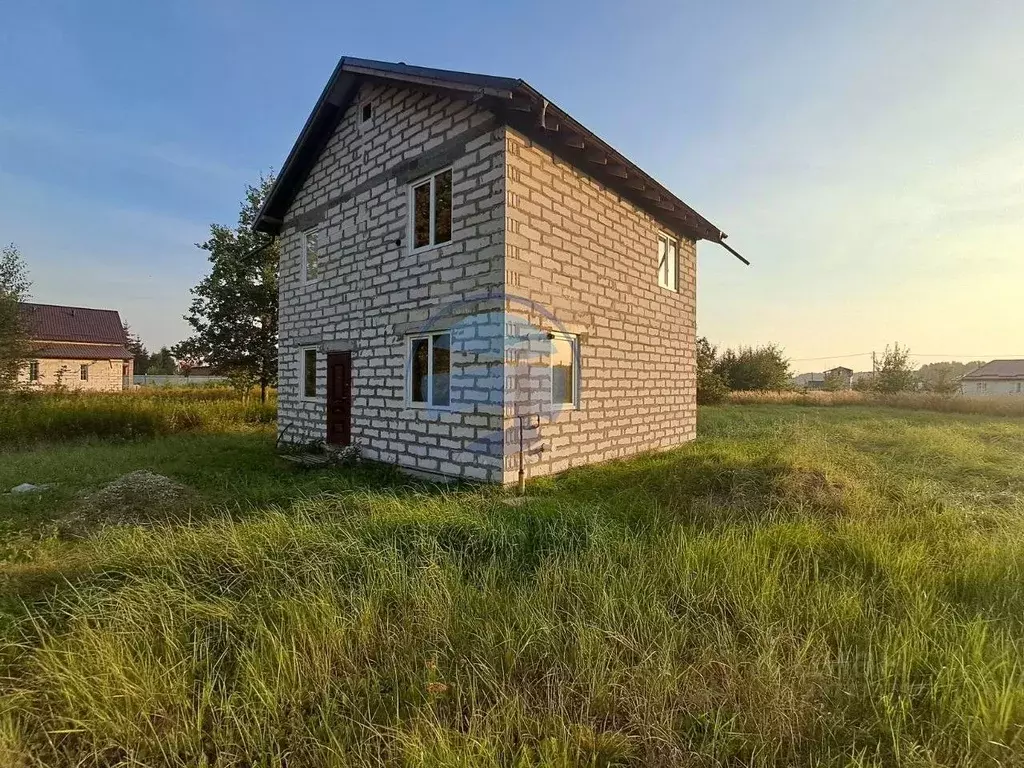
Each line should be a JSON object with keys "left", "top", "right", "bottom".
{"left": 2, "top": 0, "right": 1022, "bottom": 372}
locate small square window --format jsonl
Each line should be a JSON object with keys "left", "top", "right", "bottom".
{"left": 80, "top": 364, "right": 89, "bottom": 381}
{"left": 409, "top": 169, "right": 452, "bottom": 252}
{"left": 657, "top": 233, "right": 678, "bottom": 291}
{"left": 408, "top": 332, "right": 451, "bottom": 407}
{"left": 302, "top": 348, "right": 317, "bottom": 398}
{"left": 302, "top": 228, "right": 320, "bottom": 284}
{"left": 550, "top": 333, "right": 579, "bottom": 409}
{"left": 28, "top": 361, "right": 39, "bottom": 381}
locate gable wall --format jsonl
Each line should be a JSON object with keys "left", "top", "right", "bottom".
{"left": 277, "top": 83, "right": 507, "bottom": 481}
{"left": 501, "top": 129, "right": 698, "bottom": 482}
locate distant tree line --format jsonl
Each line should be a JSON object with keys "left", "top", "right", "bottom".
{"left": 697, "top": 336, "right": 987, "bottom": 403}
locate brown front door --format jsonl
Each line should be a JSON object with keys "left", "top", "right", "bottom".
{"left": 326, "top": 352, "right": 352, "bottom": 446}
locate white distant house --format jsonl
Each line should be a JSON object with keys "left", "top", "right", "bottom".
{"left": 959, "top": 360, "right": 1024, "bottom": 395}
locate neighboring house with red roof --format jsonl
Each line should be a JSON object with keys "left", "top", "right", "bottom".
{"left": 959, "top": 360, "right": 1024, "bottom": 396}
{"left": 18, "top": 303, "right": 133, "bottom": 392}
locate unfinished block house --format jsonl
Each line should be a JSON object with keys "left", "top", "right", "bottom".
{"left": 255, "top": 58, "right": 745, "bottom": 483}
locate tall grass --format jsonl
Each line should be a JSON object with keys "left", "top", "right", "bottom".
{"left": 0, "top": 388, "right": 275, "bottom": 444}
{"left": 1, "top": 407, "right": 1023, "bottom": 765}
{"left": 728, "top": 389, "right": 1024, "bottom": 417}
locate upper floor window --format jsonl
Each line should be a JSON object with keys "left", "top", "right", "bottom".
{"left": 409, "top": 168, "right": 452, "bottom": 251}
{"left": 80, "top": 364, "right": 89, "bottom": 381}
{"left": 302, "top": 228, "right": 320, "bottom": 284}
{"left": 657, "top": 233, "right": 678, "bottom": 291}
{"left": 28, "top": 361, "right": 39, "bottom": 381}
{"left": 550, "top": 332, "right": 579, "bottom": 409}
{"left": 408, "top": 332, "right": 450, "bottom": 407}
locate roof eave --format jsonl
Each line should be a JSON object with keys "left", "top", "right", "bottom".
{"left": 253, "top": 58, "right": 747, "bottom": 265}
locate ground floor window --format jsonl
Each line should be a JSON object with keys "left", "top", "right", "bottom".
{"left": 28, "top": 361, "right": 39, "bottom": 381}
{"left": 80, "top": 364, "right": 89, "bottom": 381}
{"left": 408, "top": 332, "right": 450, "bottom": 407}
{"left": 550, "top": 332, "right": 579, "bottom": 408}
{"left": 302, "top": 348, "right": 317, "bottom": 398}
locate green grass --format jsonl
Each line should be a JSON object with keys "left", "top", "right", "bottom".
{"left": 0, "top": 388, "right": 276, "bottom": 445}
{"left": 1, "top": 405, "right": 1024, "bottom": 765}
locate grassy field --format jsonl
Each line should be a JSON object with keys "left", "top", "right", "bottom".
{"left": 727, "top": 389, "right": 1024, "bottom": 417}
{"left": 0, "top": 388, "right": 275, "bottom": 445}
{"left": 1, "top": 404, "right": 1024, "bottom": 765}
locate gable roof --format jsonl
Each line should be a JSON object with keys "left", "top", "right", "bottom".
{"left": 254, "top": 57, "right": 748, "bottom": 264}
{"left": 960, "top": 360, "right": 1024, "bottom": 380}
{"left": 20, "top": 303, "right": 128, "bottom": 345}
{"left": 33, "top": 343, "right": 132, "bottom": 361}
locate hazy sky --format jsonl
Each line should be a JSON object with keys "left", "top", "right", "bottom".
{"left": 2, "top": 0, "right": 1021, "bottom": 373}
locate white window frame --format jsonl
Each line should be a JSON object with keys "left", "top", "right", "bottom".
{"left": 657, "top": 232, "right": 678, "bottom": 292}
{"left": 80, "top": 364, "right": 89, "bottom": 381}
{"left": 549, "top": 332, "right": 580, "bottom": 410}
{"left": 301, "top": 227, "right": 320, "bottom": 285}
{"left": 406, "top": 331, "right": 452, "bottom": 409}
{"left": 300, "top": 347, "right": 318, "bottom": 400}
{"left": 28, "top": 361, "right": 39, "bottom": 381}
{"left": 407, "top": 167, "right": 453, "bottom": 254}
{"left": 976, "top": 382, "right": 987, "bottom": 393}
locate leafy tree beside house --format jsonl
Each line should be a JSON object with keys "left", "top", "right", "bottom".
{"left": 0, "top": 244, "right": 33, "bottom": 391}
{"left": 174, "top": 175, "right": 279, "bottom": 403}
{"left": 713, "top": 344, "right": 790, "bottom": 391}
{"left": 696, "top": 336, "right": 728, "bottom": 404}
{"left": 123, "top": 323, "right": 150, "bottom": 375}
{"left": 917, "top": 360, "right": 986, "bottom": 394}
{"left": 146, "top": 347, "right": 177, "bottom": 375}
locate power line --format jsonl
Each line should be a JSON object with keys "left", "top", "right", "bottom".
{"left": 791, "top": 353, "right": 1024, "bottom": 362}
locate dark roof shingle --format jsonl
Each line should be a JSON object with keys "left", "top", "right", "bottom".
{"left": 19, "top": 303, "right": 128, "bottom": 345}
{"left": 34, "top": 343, "right": 132, "bottom": 360}
{"left": 961, "top": 360, "right": 1024, "bottom": 380}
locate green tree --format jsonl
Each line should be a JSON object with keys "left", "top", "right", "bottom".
{"left": 874, "top": 343, "right": 916, "bottom": 394}
{"left": 917, "top": 361, "right": 986, "bottom": 394}
{"left": 123, "top": 322, "right": 150, "bottom": 375}
{"left": 174, "top": 175, "right": 279, "bottom": 402}
{"left": 0, "top": 244, "right": 33, "bottom": 391}
{"left": 713, "top": 344, "right": 790, "bottom": 391}
{"left": 696, "top": 336, "right": 728, "bottom": 404}
{"left": 147, "top": 347, "right": 177, "bottom": 375}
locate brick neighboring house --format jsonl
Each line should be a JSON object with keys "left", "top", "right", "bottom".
{"left": 18, "top": 303, "right": 133, "bottom": 392}
{"left": 959, "top": 360, "right": 1024, "bottom": 396}
{"left": 255, "top": 57, "right": 745, "bottom": 483}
